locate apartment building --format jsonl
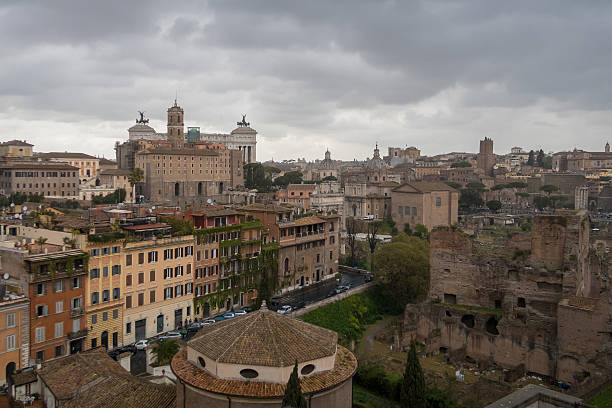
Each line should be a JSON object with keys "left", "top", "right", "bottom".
{"left": 85, "top": 241, "right": 124, "bottom": 351}
{"left": 0, "top": 295, "right": 29, "bottom": 385}
{"left": 183, "top": 207, "right": 262, "bottom": 318}
{"left": 0, "top": 161, "right": 79, "bottom": 198}
{"left": 0, "top": 246, "right": 90, "bottom": 363}
{"left": 121, "top": 232, "right": 195, "bottom": 343}
{"left": 36, "top": 152, "right": 100, "bottom": 185}
{"left": 276, "top": 183, "right": 317, "bottom": 209}
{"left": 240, "top": 204, "right": 339, "bottom": 292}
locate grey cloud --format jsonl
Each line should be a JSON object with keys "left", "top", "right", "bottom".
{"left": 0, "top": 0, "right": 611, "bottom": 161}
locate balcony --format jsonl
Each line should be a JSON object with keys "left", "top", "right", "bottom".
{"left": 70, "top": 307, "right": 84, "bottom": 318}
{"left": 67, "top": 329, "right": 88, "bottom": 340}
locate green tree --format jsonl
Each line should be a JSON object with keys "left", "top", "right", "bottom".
{"left": 282, "top": 361, "right": 307, "bottom": 408}
{"left": 450, "top": 161, "right": 471, "bottom": 168}
{"left": 465, "top": 182, "right": 486, "bottom": 191}
{"left": 444, "top": 182, "right": 462, "bottom": 190}
{"left": 35, "top": 236, "right": 47, "bottom": 252}
{"left": 373, "top": 238, "right": 429, "bottom": 307}
{"left": 534, "top": 195, "right": 550, "bottom": 210}
{"left": 508, "top": 181, "right": 528, "bottom": 189}
{"left": 540, "top": 184, "right": 559, "bottom": 195}
{"left": 536, "top": 149, "right": 545, "bottom": 167}
{"left": 244, "top": 163, "right": 273, "bottom": 192}
{"left": 413, "top": 224, "right": 429, "bottom": 239}
{"left": 320, "top": 175, "right": 337, "bottom": 182}
{"left": 486, "top": 200, "right": 503, "bottom": 213}
{"left": 403, "top": 223, "right": 412, "bottom": 235}
{"left": 151, "top": 339, "right": 180, "bottom": 366}
{"left": 274, "top": 171, "right": 303, "bottom": 187}
{"left": 491, "top": 184, "right": 507, "bottom": 191}
{"left": 527, "top": 150, "right": 535, "bottom": 166}
{"left": 128, "top": 167, "right": 144, "bottom": 203}
{"left": 459, "top": 188, "right": 484, "bottom": 211}
{"left": 91, "top": 189, "right": 127, "bottom": 205}
{"left": 400, "top": 340, "right": 426, "bottom": 408}
{"left": 62, "top": 236, "right": 77, "bottom": 249}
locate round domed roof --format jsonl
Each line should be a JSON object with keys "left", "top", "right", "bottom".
{"left": 188, "top": 305, "right": 337, "bottom": 367}
{"left": 230, "top": 126, "right": 257, "bottom": 135}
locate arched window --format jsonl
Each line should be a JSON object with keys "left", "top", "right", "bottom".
{"left": 284, "top": 258, "right": 289, "bottom": 273}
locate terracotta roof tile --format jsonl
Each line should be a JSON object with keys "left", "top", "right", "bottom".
{"left": 189, "top": 309, "right": 337, "bottom": 367}
{"left": 38, "top": 348, "right": 175, "bottom": 408}
{"left": 171, "top": 345, "right": 357, "bottom": 398}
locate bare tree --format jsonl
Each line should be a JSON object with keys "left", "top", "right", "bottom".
{"left": 366, "top": 221, "right": 381, "bottom": 274}
{"left": 346, "top": 217, "right": 358, "bottom": 266}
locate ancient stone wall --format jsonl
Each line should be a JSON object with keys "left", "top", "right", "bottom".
{"left": 407, "top": 211, "right": 611, "bottom": 388}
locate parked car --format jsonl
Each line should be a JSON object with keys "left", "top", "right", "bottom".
{"left": 213, "top": 316, "right": 225, "bottom": 322}
{"left": 223, "top": 312, "right": 235, "bottom": 319}
{"left": 326, "top": 289, "right": 337, "bottom": 298}
{"left": 234, "top": 309, "right": 247, "bottom": 316}
{"left": 365, "top": 273, "right": 372, "bottom": 283}
{"left": 177, "top": 328, "right": 188, "bottom": 336}
{"left": 293, "top": 300, "right": 306, "bottom": 310}
{"left": 160, "top": 332, "right": 182, "bottom": 341}
{"left": 277, "top": 305, "right": 293, "bottom": 315}
{"left": 203, "top": 319, "right": 216, "bottom": 325}
{"left": 242, "top": 306, "right": 254, "bottom": 313}
{"left": 187, "top": 324, "right": 200, "bottom": 332}
{"left": 134, "top": 340, "right": 148, "bottom": 350}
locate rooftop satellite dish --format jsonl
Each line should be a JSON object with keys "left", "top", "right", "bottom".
{"left": 206, "top": 199, "right": 213, "bottom": 205}
{"left": 3, "top": 273, "right": 9, "bottom": 280}
{"left": 22, "top": 206, "right": 27, "bottom": 211}
{"left": 10, "top": 203, "right": 14, "bottom": 207}
{"left": 151, "top": 206, "right": 156, "bottom": 210}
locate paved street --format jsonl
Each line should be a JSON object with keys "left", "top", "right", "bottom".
{"left": 272, "top": 270, "right": 368, "bottom": 309}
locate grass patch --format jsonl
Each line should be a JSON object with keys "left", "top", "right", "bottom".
{"left": 301, "top": 288, "right": 391, "bottom": 344}
{"left": 353, "top": 384, "right": 400, "bottom": 408}
{"left": 590, "top": 385, "right": 612, "bottom": 407}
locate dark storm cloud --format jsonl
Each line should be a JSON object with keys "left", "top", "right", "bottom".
{"left": 0, "top": 0, "right": 611, "bottom": 160}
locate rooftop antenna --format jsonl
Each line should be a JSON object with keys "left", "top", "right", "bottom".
{"left": 174, "top": 89, "right": 178, "bottom": 107}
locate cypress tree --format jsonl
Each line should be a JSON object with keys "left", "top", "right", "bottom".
{"left": 400, "top": 340, "right": 427, "bottom": 408}
{"left": 536, "top": 149, "right": 545, "bottom": 167}
{"left": 282, "top": 361, "right": 307, "bottom": 408}
{"left": 527, "top": 150, "right": 535, "bottom": 166}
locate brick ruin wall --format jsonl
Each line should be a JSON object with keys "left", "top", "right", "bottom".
{"left": 405, "top": 212, "right": 612, "bottom": 388}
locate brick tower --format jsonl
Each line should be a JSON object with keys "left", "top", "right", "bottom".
{"left": 167, "top": 100, "right": 184, "bottom": 148}
{"left": 477, "top": 137, "right": 494, "bottom": 177}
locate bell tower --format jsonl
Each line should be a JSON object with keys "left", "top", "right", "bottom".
{"left": 167, "top": 99, "right": 184, "bottom": 148}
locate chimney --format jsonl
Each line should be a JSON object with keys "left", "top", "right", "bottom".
{"left": 44, "top": 248, "right": 48, "bottom": 254}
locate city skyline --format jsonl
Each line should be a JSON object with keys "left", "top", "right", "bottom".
{"left": 1, "top": 1, "right": 612, "bottom": 161}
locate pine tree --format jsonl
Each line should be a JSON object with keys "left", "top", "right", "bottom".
{"left": 400, "top": 340, "right": 427, "bottom": 408}
{"left": 282, "top": 361, "right": 307, "bottom": 408}
{"left": 527, "top": 150, "right": 535, "bottom": 166}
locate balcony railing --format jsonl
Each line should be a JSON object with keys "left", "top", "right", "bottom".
{"left": 70, "top": 307, "right": 84, "bottom": 318}
{"left": 67, "top": 329, "right": 88, "bottom": 340}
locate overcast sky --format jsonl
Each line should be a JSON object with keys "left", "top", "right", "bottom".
{"left": 1, "top": 1, "right": 611, "bottom": 162}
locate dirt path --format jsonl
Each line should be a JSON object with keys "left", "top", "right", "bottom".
{"left": 356, "top": 316, "right": 399, "bottom": 361}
